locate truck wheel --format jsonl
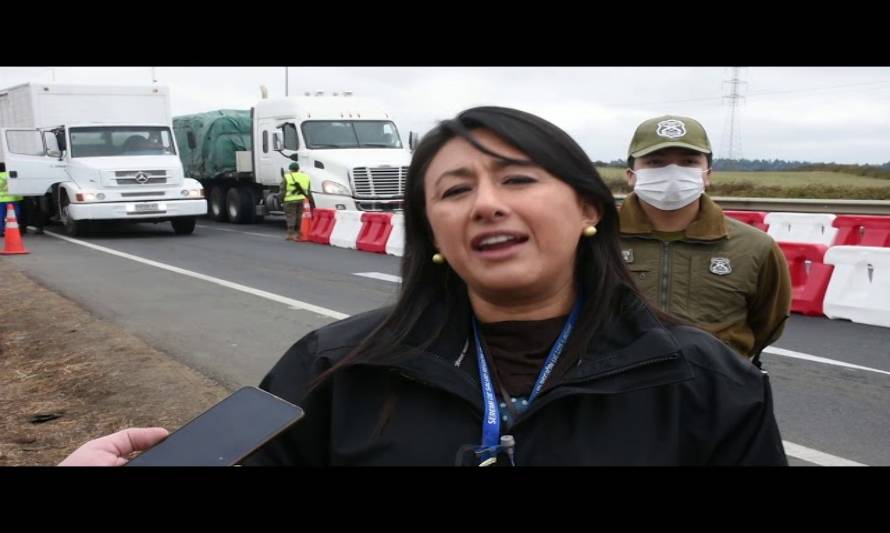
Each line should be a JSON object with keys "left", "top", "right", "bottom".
{"left": 171, "top": 217, "right": 197, "bottom": 235}
{"left": 209, "top": 186, "right": 229, "bottom": 222}
{"left": 239, "top": 187, "right": 257, "bottom": 224}
{"left": 59, "top": 193, "right": 87, "bottom": 237}
{"left": 226, "top": 186, "right": 257, "bottom": 224}
{"left": 226, "top": 187, "right": 244, "bottom": 223}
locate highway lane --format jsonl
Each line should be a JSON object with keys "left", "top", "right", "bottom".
{"left": 4, "top": 217, "right": 888, "bottom": 465}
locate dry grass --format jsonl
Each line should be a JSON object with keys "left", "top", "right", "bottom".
{"left": 0, "top": 259, "right": 231, "bottom": 466}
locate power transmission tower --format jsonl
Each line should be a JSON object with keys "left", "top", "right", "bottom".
{"left": 721, "top": 67, "right": 747, "bottom": 161}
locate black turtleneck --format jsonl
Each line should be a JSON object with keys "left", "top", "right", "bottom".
{"left": 476, "top": 314, "right": 570, "bottom": 398}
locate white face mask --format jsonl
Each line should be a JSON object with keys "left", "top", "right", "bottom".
{"left": 631, "top": 164, "right": 707, "bottom": 211}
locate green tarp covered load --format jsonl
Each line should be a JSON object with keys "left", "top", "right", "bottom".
{"left": 173, "top": 110, "right": 251, "bottom": 180}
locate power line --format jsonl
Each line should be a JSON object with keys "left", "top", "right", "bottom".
{"left": 746, "top": 79, "right": 890, "bottom": 97}
{"left": 623, "top": 78, "right": 890, "bottom": 107}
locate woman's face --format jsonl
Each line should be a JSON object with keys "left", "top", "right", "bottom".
{"left": 424, "top": 129, "right": 600, "bottom": 301}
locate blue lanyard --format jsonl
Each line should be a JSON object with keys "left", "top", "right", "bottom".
{"left": 470, "top": 296, "right": 584, "bottom": 458}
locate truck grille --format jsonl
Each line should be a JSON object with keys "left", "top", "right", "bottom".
{"left": 113, "top": 170, "right": 168, "bottom": 185}
{"left": 116, "top": 177, "right": 167, "bottom": 185}
{"left": 356, "top": 200, "right": 404, "bottom": 212}
{"left": 121, "top": 191, "right": 164, "bottom": 197}
{"left": 351, "top": 166, "right": 408, "bottom": 198}
{"left": 115, "top": 170, "right": 167, "bottom": 177}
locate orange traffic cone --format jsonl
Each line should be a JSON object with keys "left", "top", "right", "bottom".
{"left": 298, "top": 199, "right": 312, "bottom": 242}
{"left": 1, "top": 204, "right": 29, "bottom": 255}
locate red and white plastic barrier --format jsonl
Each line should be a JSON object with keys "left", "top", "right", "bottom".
{"left": 725, "top": 210, "right": 769, "bottom": 232}
{"left": 386, "top": 213, "right": 405, "bottom": 257}
{"left": 823, "top": 246, "right": 890, "bottom": 328}
{"left": 833, "top": 215, "right": 890, "bottom": 247}
{"left": 307, "top": 208, "right": 337, "bottom": 245}
{"left": 778, "top": 242, "right": 834, "bottom": 316}
{"left": 329, "top": 210, "right": 363, "bottom": 249}
{"left": 356, "top": 213, "right": 393, "bottom": 254}
{"left": 765, "top": 212, "right": 838, "bottom": 246}
{"left": 308, "top": 207, "right": 890, "bottom": 329}
{"left": 725, "top": 210, "right": 890, "bottom": 327}
{"left": 322, "top": 210, "right": 402, "bottom": 254}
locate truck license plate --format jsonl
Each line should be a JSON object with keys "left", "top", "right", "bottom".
{"left": 135, "top": 203, "right": 159, "bottom": 212}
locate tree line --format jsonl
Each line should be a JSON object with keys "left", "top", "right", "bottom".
{"left": 595, "top": 159, "right": 890, "bottom": 178}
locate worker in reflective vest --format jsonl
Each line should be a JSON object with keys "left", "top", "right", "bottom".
{"left": 0, "top": 163, "right": 24, "bottom": 237}
{"left": 281, "top": 162, "right": 311, "bottom": 242}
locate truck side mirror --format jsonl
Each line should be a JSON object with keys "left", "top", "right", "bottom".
{"left": 187, "top": 131, "right": 197, "bottom": 150}
{"left": 273, "top": 133, "right": 282, "bottom": 151}
{"left": 43, "top": 130, "right": 64, "bottom": 160}
{"left": 288, "top": 153, "right": 299, "bottom": 162}
{"left": 409, "top": 131, "right": 419, "bottom": 152}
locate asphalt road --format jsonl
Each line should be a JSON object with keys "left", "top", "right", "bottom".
{"left": 5, "top": 216, "right": 888, "bottom": 466}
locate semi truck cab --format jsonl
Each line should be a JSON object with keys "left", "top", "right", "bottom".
{"left": 251, "top": 94, "right": 414, "bottom": 212}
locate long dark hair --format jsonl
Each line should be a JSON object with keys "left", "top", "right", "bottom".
{"left": 313, "top": 106, "right": 664, "bottom": 388}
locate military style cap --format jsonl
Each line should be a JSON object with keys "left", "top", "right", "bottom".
{"left": 628, "top": 115, "right": 712, "bottom": 159}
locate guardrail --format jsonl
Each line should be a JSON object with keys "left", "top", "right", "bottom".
{"left": 612, "top": 194, "right": 890, "bottom": 215}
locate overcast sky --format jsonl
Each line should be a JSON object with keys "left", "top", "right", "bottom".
{"left": 2, "top": 66, "right": 889, "bottom": 164}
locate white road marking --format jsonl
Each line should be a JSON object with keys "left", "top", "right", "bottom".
{"left": 764, "top": 346, "right": 890, "bottom": 376}
{"left": 196, "top": 224, "right": 279, "bottom": 239}
{"left": 782, "top": 441, "right": 866, "bottom": 466}
{"left": 354, "top": 272, "right": 403, "bottom": 283}
{"left": 44, "top": 231, "right": 349, "bottom": 320}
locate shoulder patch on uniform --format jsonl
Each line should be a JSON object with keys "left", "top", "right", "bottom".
{"left": 709, "top": 257, "right": 732, "bottom": 275}
{"left": 622, "top": 249, "right": 634, "bottom": 263}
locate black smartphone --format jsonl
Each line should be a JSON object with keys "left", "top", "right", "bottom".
{"left": 126, "top": 386, "right": 304, "bottom": 466}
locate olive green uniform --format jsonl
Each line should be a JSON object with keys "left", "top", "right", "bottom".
{"left": 619, "top": 192, "right": 792, "bottom": 360}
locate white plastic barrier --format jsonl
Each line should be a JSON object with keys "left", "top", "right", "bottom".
{"left": 764, "top": 212, "right": 838, "bottom": 246}
{"left": 386, "top": 213, "right": 405, "bottom": 257}
{"left": 823, "top": 246, "right": 890, "bottom": 328}
{"left": 329, "top": 210, "right": 363, "bottom": 249}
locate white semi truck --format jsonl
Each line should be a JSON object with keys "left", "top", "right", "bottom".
{"left": 173, "top": 91, "right": 416, "bottom": 224}
{"left": 0, "top": 83, "right": 206, "bottom": 236}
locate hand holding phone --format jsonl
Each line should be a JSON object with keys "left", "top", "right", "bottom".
{"left": 59, "top": 427, "right": 170, "bottom": 466}
{"left": 126, "top": 386, "right": 304, "bottom": 466}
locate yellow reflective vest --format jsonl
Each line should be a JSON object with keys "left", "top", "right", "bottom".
{"left": 0, "top": 172, "right": 23, "bottom": 203}
{"left": 283, "top": 172, "right": 311, "bottom": 203}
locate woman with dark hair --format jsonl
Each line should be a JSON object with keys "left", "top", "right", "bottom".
{"left": 60, "top": 107, "right": 787, "bottom": 466}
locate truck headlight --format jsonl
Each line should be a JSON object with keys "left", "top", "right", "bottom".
{"left": 75, "top": 192, "right": 98, "bottom": 202}
{"left": 181, "top": 189, "right": 204, "bottom": 198}
{"left": 322, "top": 180, "right": 351, "bottom": 195}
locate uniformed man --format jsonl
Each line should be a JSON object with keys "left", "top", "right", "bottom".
{"left": 619, "top": 115, "right": 791, "bottom": 365}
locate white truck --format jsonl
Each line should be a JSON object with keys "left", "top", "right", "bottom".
{"left": 173, "top": 91, "right": 416, "bottom": 224}
{"left": 0, "top": 83, "right": 206, "bottom": 236}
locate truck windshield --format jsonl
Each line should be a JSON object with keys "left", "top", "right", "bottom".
{"left": 302, "top": 121, "right": 402, "bottom": 149}
{"left": 69, "top": 126, "right": 177, "bottom": 158}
